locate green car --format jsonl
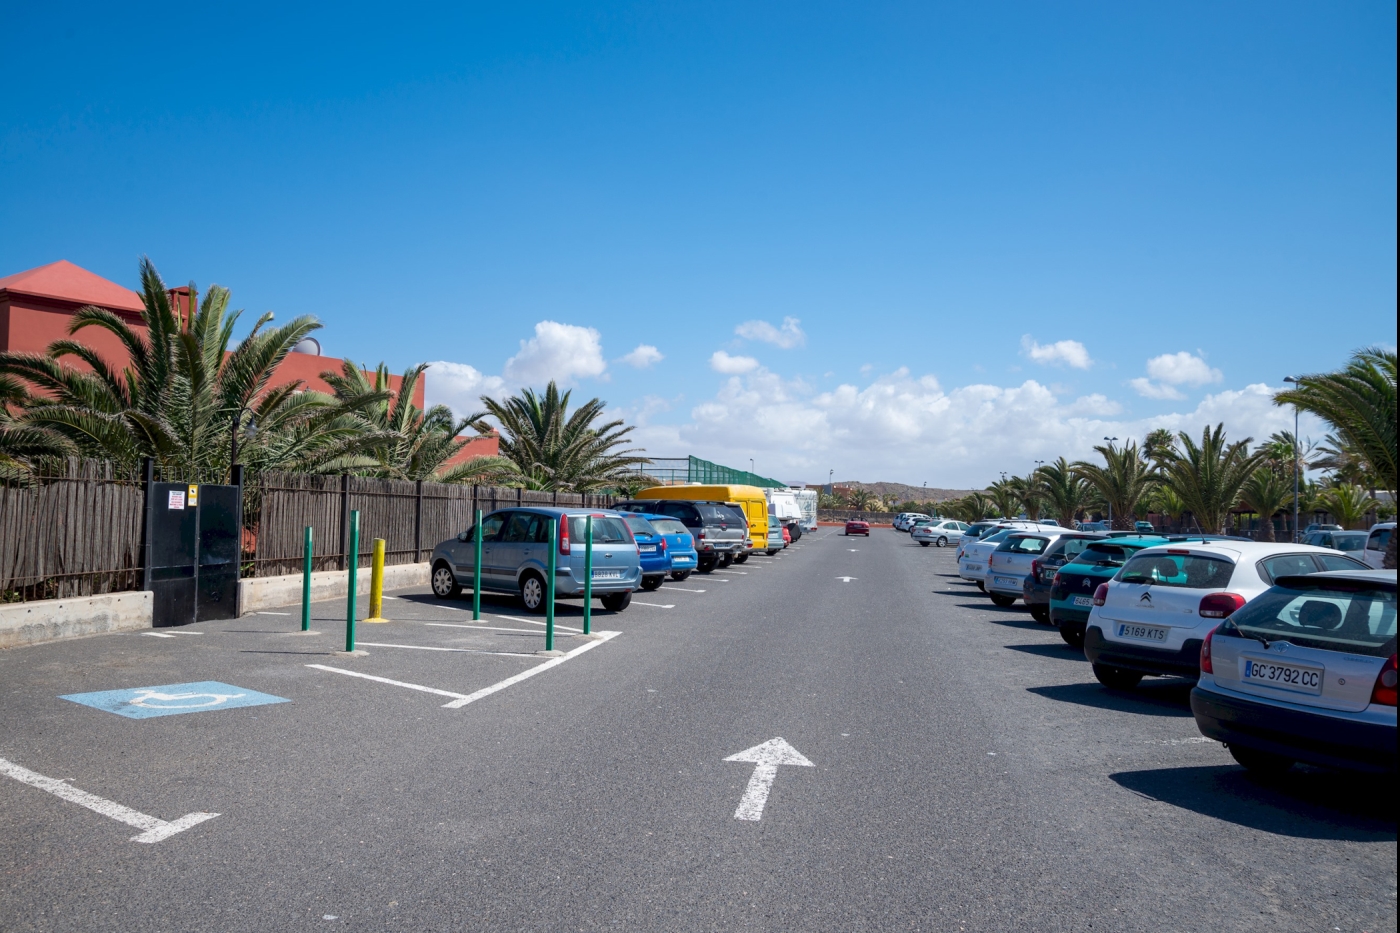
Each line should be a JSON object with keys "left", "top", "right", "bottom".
{"left": 1049, "top": 536, "right": 1171, "bottom": 648}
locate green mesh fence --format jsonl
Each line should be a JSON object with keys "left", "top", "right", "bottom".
{"left": 686, "top": 455, "right": 786, "bottom": 489}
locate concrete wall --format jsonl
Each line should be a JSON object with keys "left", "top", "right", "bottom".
{"left": 238, "top": 562, "right": 430, "bottom": 614}
{"left": 0, "top": 591, "right": 153, "bottom": 650}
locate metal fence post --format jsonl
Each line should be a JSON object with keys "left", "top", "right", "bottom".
{"left": 345, "top": 510, "right": 360, "bottom": 651}
{"left": 583, "top": 514, "right": 593, "bottom": 635}
{"left": 302, "top": 525, "right": 313, "bottom": 631}
{"left": 545, "top": 517, "right": 556, "bottom": 652}
{"left": 472, "top": 507, "right": 483, "bottom": 621}
{"left": 338, "top": 474, "right": 350, "bottom": 570}
{"left": 414, "top": 480, "right": 424, "bottom": 562}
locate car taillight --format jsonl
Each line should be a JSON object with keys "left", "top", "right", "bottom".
{"left": 1051, "top": 571, "right": 1061, "bottom": 587}
{"left": 558, "top": 516, "right": 571, "bottom": 555}
{"left": 697, "top": 531, "right": 705, "bottom": 540}
{"left": 1092, "top": 583, "right": 1109, "bottom": 607}
{"left": 659, "top": 537, "right": 667, "bottom": 552}
{"left": 1200, "top": 626, "right": 1216, "bottom": 674}
{"left": 1371, "top": 654, "right": 1398, "bottom": 707}
{"left": 1198, "top": 592, "right": 1246, "bottom": 619}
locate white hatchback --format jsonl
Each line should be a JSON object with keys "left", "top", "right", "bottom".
{"left": 985, "top": 530, "right": 1070, "bottom": 605}
{"left": 1083, "top": 541, "right": 1370, "bottom": 690}
{"left": 912, "top": 520, "right": 968, "bottom": 547}
{"left": 958, "top": 522, "right": 1061, "bottom": 587}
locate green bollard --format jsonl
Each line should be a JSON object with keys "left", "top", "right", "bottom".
{"left": 346, "top": 510, "right": 360, "bottom": 652}
{"left": 472, "top": 508, "right": 482, "bottom": 621}
{"left": 301, "top": 525, "right": 313, "bottom": 632}
{"left": 545, "top": 516, "right": 557, "bottom": 652}
{"left": 582, "top": 515, "right": 592, "bottom": 635}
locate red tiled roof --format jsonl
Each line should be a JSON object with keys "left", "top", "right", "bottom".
{"left": 0, "top": 260, "right": 144, "bottom": 313}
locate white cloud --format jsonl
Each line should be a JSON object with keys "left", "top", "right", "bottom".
{"left": 735, "top": 316, "right": 805, "bottom": 349}
{"left": 424, "top": 360, "right": 506, "bottom": 418}
{"left": 503, "top": 321, "right": 607, "bottom": 386}
{"left": 619, "top": 344, "right": 664, "bottom": 368}
{"left": 710, "top": 350, "right": 761, "bottom": 374}
{"left": 1021, "top": 335, "right": 1092, "bottom": 370}
{"left": 1129, "top": 377, "right": 1186, "bottom": 400}
{"left": 642, "top": 368, "right": 1321, "bottom": 488}
{"left": 1146, "top": 351, "right": 1223, "bottom": 386}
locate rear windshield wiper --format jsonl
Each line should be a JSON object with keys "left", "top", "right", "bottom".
{"left": 1222, "top": 621, "right": 1269, "bottom": 650}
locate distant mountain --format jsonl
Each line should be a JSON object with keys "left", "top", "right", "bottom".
{"left": 830, "top": 481, "right": 982, "bottom": 502}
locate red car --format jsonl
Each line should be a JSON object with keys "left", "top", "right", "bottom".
{"left": 844, "top": 520, "right": 870, "bottom": 536}
{"left": 781, "top": 525, "right": 792, "bottom": 545}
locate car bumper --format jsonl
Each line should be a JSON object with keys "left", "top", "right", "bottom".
{"left": 1191, "top": 683, "right": 1398, "bottom": 774}
{"left": 555, "top": 569, "right": 639, "bottom": 595}
{"left": 1022, "top": 579, "right": 1051, "bottom": 608}
{"left": 1049, "top": 604, "right": 1090, "bottom": 630}
{"left": 987, "top": 574, "right": 1028, "bottom": 596}
{"left": 1084, "top": 624, "right": 1202, "bottom": 679}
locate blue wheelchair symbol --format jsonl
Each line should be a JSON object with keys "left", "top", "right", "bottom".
{"left": 61, "top": 681, "right": 289, "bottom": 719}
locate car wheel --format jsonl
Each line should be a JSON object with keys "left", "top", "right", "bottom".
{"left": 791, "top": 527, "right": 802, "bottom": 541}
{"left": 919, "top": 541, "right": 930, "bottom": 547}
{"left": 669, "top": 570, "right": 692, "bottom": 581}
{"left": 640, "top": 576, "right": 663, "bottom": 591}
{"left": 719, "top": 553, "right": 733, "bottom": 568}
{"left": 431, "top": 563, "right": 461, "bottom": 599}
{"left": 734, "top": 553, "right": 749, "bottom": 564}
{"left": 519, "top": 572, "right": 546, "bottom": 613}
{"left": 696, "top": 557, "right": 715, "bottom": 574}
{"left": 1227, "top": 744, "right": 1295, "bottom": 776}
{"left": 1060, "top": 625, "right": 1084, "bottom": 649}
{"left": 976, "top": 581, "right": 985, "bottom": 592}
{"left": 1092, "top": 663, "right": 1143, "bottom": 691}
{"left": 1030, "top": 605, "right": 1051, "bottom": 624}
{"left": 937, "top": 536, "right": 948, "bottom": 547}
{"left": 600, "top": 591, "right": 632, "bottom": 612}
{"left": 989, "top": 593, "right": 1017, "bottom": 607}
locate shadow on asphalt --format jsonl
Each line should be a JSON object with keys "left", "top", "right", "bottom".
{"left": 1005, "top": 642, "right": 1084, "bottom": 661}
{"left": 1027, "top": 680, "right": 1195, "bottom": 717}
{"left": 1111, "top": 765, "right": 1397, "bottom": 840}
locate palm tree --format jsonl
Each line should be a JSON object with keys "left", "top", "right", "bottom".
{"left": 986, "top": 480, "right": 1019, "bottom": 519}
{"left": 1036, "top": 458, "right": 1093, "bottom": 527}
{"left": 0, "top": 375, "right": 77, "bottom": 482}
{"left": 948, "top": 492, "right": 993, "bottom": 523}
{"left": 1238, "top": 467, "right": 1293, "bottom": 542}
{"left": 1315, "top": 484, "right": 1381, "bottom": 530}
{"left": 1159, "top": 424, "right": 1262, "bottom": 536}
{"left": 845, "top": 487, "right": 879, "bottom": 511}
{"left": 320, "top": 360, "right": 518, "bottom": 484}
{"left": 0, "top": 258, "right": 328, "bottom": 482}
{"left": 1142, "top": 428, "right": 1177, "bottom": 470}
{"left": 1153, "top": 485, "right": 1188, "bottom": 531}
{"left": 481, "top": 381, "right": 650, "bottom": 492}
{"left": 1007, "top": 473, "right": 1044, "bottom": 520}
{"left": 1072, "top": 441, "right": 1156, "bottom": 530}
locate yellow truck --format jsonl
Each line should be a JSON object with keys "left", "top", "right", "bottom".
{"left": 632, "top": 484, "right": 770, "bottom": 563}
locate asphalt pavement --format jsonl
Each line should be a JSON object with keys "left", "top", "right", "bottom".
{"left": 1, "top": 529, "right": 1394, "bottom": 932}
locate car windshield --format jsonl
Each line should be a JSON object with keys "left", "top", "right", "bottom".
{"left": 567, "top": 515, "right": 632, "bottom": 544}
{"left": 1118, "top": 552, "right": 1235, "bottom": 588}
{"left": 998, "top": 535, "right": 1050, "bottom": 554}
{"left": 620, "top": 514, "right": 657, "bottom": 537}
{"left": 1329, "top": 533, "right": 1367, "bottom": 552}
{"left": 1069, "top": 543, "right": 1151, "bottom": 568}
{"left": 697, "top": 504, "right": 740, "bottom": 524}
{"left": 979, "top": 528, "right": 1016, "bottom": 544}
{"left": 1220, "top": 582, "right": 1398, "bottom": 658}
{"left": 722, "top": 505, "right": 749, "bottom": 526}
{"left": 649, "top": 518, "right": 688, "bottom": 535}
{"left": 1369, "top": 527, "right": 1393, "bottom": 550}
{"left": 1058, "top": 538, "right": 1097, "bottom": 560}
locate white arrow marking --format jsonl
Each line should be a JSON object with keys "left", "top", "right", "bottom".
{"left": 836, "top": 576, "right": 857, "bottom": 582}
{"left": 0, "top": 757, "right": 218, "bottom": 843}
{"left": 723, "top": 738, "right": 813, "bottom": 821}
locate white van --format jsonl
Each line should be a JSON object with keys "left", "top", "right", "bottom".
{"left": 766, "top": 489, "right": 808, "bottom": 541}
{"left": 1364, "top": 523, "right": 1395, "bottom": 569}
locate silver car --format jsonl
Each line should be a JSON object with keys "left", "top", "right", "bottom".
{"left": 912, "top": 520, "right": 969, "bottom": 547}
{"left": 1192, "top": 569, "right": 1397, "bottom": 775}
{"left": 430, "top": 507, "right": 641, "bottom": 612}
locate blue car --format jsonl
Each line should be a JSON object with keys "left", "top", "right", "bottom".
{"left": 620, "top": 512, "right": 698, "bottom": 589}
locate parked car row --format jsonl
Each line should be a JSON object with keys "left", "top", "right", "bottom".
{"left": 428, "top": 483, "right": 806, "bottom": 614}
{"left": 945, "top": 521, "right": 1397, "bottom": 775}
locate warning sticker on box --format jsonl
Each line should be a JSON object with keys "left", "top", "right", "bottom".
{"left": 167, "top": 490, "right": 185, "bottom": 510}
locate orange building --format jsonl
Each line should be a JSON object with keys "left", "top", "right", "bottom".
{"left": 0, "top": 260, "right": 498, "bottom": 462}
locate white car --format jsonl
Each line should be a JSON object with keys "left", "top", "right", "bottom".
{"left": 958, "top": 522, "right": 1061, "bottom": 588}
{"left": 984, "top": 530, "right": 1071, "bottom": 605}
{"left": 1083, "top": 541, "right": 1370, "bottom": 690}
{"left": 912, "top": 520, "right": 969, "bottom": 547}
{"left": 1363, "top": 523, "right": 1394, "bottom": 570}
{"left": 894, "top": 513, "right": 931, "bottom": 532}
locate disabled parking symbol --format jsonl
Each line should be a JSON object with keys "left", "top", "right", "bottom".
{"left": 60, "top": 681, "right": 289, "bottom": 719}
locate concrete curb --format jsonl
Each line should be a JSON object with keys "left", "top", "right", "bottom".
{"left": 0, "top": 592, "right": 153, "bottom": 650}
{"left": 238, "top": 562, "right": 430, "bottom": 614}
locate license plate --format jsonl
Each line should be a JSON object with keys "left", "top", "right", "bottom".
{"left": 672, "top": 556, "right": 693, "bottom": 564}
{"left": 1242, "top": 658, "right": 1323, "bottom": 694}
{"left": 1073, "top": 596, "right": 1094, "bottom": 607}
{"left": 591, "top": 570, "right": 622, "bottom": 580}
{"left": 1115, "top": 622, "right": 1169, "bottom": 642}
{"left": 639, "top": 545, "right": 656, "bottom": 553}
{"left": 994, "top": 576, "right": 1018, "bottom": 588}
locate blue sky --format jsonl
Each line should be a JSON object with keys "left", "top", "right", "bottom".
{"left": 2, "top": 2, "right": 1394, "bottom": 486}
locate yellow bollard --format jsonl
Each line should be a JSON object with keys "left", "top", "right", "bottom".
{"left": 364, "top": 537, "right": 389, "bottom": 623}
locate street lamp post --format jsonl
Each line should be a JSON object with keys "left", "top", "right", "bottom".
{"left": 1103, "top": 437, "right": 1119, "bottom": 529}
{"left": 1283, "top": 376, "right": 1302, "bottom": 542}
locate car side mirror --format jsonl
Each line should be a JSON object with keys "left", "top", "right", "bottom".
{"left": 457, "top": 532, "right": 468, "bottom": 542}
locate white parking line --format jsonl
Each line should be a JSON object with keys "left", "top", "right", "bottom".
{"left": 0, "top": 756, "right": 218, "bottom": 844}
{"left": 487, "top": 614, "right": 583, "bottom": 634}
{"left": 355, "top": 642, "right": 538, "bottom": 657}
{"left": 141, "top": 632, "right": 177, "bottom": 639}
{"left": 426, "top": 622, "right": 556, "bottom": 635}
{"left": 306, "top": 665, "right": 473, "bottom": 703}
{"left": 440, "top": 631, "right": 621, "bottom": 709}
{"left": 660, "top": 587, "right": 706, "bottom": 593}
{"left": 631, "top": 601, "right": 676, "bottom": 608}
{"left": 712, "top": 570, "right": 748, "bottom": 575}
{"left": 256, "top": 611, "right": 291, "bottom": 616}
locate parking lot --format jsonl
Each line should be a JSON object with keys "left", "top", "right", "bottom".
{"left": 1, "top": 529, "right": 1394, "bottom": 932}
